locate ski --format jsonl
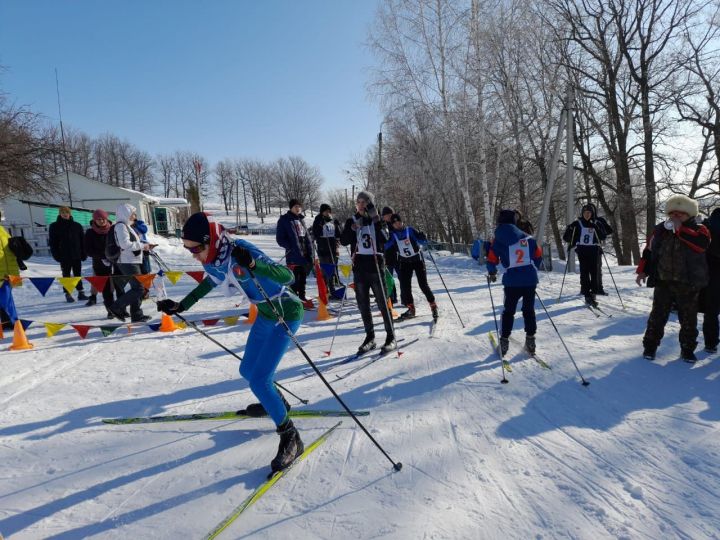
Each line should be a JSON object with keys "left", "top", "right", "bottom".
{"left": 203, "top": 421, "right": 342, "bottom": 539}
{"left": 330, "top": 337, "right": 409, "bottom": 369}
{"left": 508, "top": 336, "right": 551, "bottom": 370}
{"left": 102, "top": 409, "right": 368, "bottom": 425}
{"left": 487, "top": 331, "right": 512, "bottom": 372}
{"left": 583, "top": 299, "right": 612, "bottom": 318}
{"left": 335, "top": 337, "right": 421, "bottom": 381}
{"left": 429, "top": 317, "right": 440, "bottom": 338}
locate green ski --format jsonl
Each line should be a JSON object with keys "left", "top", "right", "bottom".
{"left": 102, "top": 409, "right": 368, "bottom": 425}
{"left": 488, "top": 331, "right": 512, "bottom": 372}
{"left": 203, "top": 421, "right": 342, "bottom": 539}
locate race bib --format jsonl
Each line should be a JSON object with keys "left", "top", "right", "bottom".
{"left": 292, "top": 220, "right": 305, "bottom": 237}
{"left": 578, "top": 226, "right": 596, "bottom": 246}
{"left": 322, "top": 222, "right": 335, "bottom": 238}
{"left": 395, "top": 229, "right": 417, "bottom": 258}
{"left": 356, "top": 225, "right": 377, "bottom": 255}
{"left": 507, "top": 238, "right": 531, "bottom": 268}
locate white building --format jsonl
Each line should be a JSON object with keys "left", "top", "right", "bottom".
{"left": 0, "top": 173, "right": 189, "bottom": 255}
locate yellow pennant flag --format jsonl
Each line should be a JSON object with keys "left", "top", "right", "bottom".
{"left": 9, "top": 275, "right": 23, "bottom": 287}
{"left": 176, "top": 320, "right": 187, "bottom": 329}
{"left": 164, "top": 271, "right": 184, "bottom": 285}
{"left": 58, "top": 277, "right": 82, "bottom": 294}
{"left": 339, "top": 264, "right": 352, "bottom": 278}
{"left": 223, "top": 315, "right": 240, "bottom": 326}
{"left": 44, "top": 322, "right": 66, "bottom": 337}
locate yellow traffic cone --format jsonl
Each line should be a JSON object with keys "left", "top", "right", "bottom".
{"left": 244, "top": 303, "right": 258, "bottom": 325}
{"left": 158, "top": 313, "right": 179, "bottom": 332}
{"left": 9, "top": 320, "right": 33, "bottom": 351}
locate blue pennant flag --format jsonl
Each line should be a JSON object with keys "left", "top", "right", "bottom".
{"left": 320, "top": 263, "right": 337, "bottom": 278}
{"left": 19, "top": 319, "right": 33, "bottom": 330}
{"left": 0, "top": 279, "right": 18, "bottom": 324}
{"left": 148, "top": 323, "right": 162, "bottom": 332}
{"left": 29, "top": 277, "right": 55, "bottom": 297}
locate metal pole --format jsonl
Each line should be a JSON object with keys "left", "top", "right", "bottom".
{"left": 54, "top": 68, "right": 73, "bottom": 207}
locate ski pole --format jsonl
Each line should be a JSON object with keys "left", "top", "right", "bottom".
{"left": 425, "top": 248, "right": 466, "bottom": 328}
{"left": 486, "top": 275, "right": 508, "bottom": 384}
{"left": 169, "top": 310, "right": 309, "bottom": 404}
{"left": 601, "top": 250, "right": 625, "bottom": 310}
{"left": 558, "top": 246, "right": 572, "bottom": 301}
{"left": 245, "top": 267, "right": 403, "bottom": 472}
{"left": 534, "top": 291, "right": 590, "bottom": 386}
{"left": 323, "top": 284, "right": 349, "bottom": 356}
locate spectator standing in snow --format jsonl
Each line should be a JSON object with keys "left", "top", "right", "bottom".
{"left": 636, "top": 194, "right": 710, "bottom": 362}
{"left": 311, "top": 203, "right": 342, "bottom": 296}
{"left": 48, "top": 206, "right": 88, "bottom": 303}
{"left": 83, "top": 209, "right": 124, "bottom": 317}
{"left": 276, "top": 199, "right": 314, "bottom": 308}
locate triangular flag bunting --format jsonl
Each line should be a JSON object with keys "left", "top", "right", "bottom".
{"left": 100, "top": 325, "right": 121, "bottom": 337}
{"left": 9, "top": 275, "right": 23, "bottom": 287}
{"left": 176, "top": 321, "right": 187, "bottom": 329}
{"left": 320, "top": 263, "right": 336, "bottom": 278}
{"left": 223, "top": 315, "right": 240, "bottom": 326}
{"left": 135, "top": 273, "right": 156, "bottom": 289}
{"left": 29, "top": 277, "right": 55, "bottom": 296}
{"left": 186, "top": 271, "right": 205, "bottom": 283}
{"left": 58, "top": 277, "right": 82, "bottom": 294}
{"left": 19, "top": 319, "right": 33, "bottom": 330}
{"left": 164, "top": 271, "right": 184, "bottom": 285}
{"left": 71, "top": 324, "right": 91, "bottom": 339}
{"left": 148, "top": 323, "right": 162, "bottom": 332}
{"left": 44, "top": 322, "right": 66, "bottom": 337}
{"left": 157, "top": 269, "right": 165, "bottom": 277}
{"left": 202, "top": 318, "right": 219, "bottom": 326}
{"left": 339, "top": 264, "right": 352, "bottom": 278}
{"left": 85, "top": 276, "right": 110, "bottom": 293}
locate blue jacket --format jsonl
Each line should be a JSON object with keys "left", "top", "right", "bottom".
{"left": 486, "top": 224, "right": 542, "bottom": 287}
{"left": 471, "top": 238, "right": 491, "bottom": 262}
{"left": 384, "top": 226, "right": 426, "bottom": 262}
{"left": 276, "top": 211, "right": 313, "bottom": 266}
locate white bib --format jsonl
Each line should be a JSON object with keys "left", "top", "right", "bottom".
{"left": 356, "top": 225, "right": 377, "bottom": 255}
{"left": 395, "top": 228, "right": 417, "bottom": 258}
{"left": 507, "top": 238, "right": 532, "bottom": 268}
{"left": 322, "top": 222, "right": 335, "bottom": 238}
{"left": 578, "top": 226, "right": 596, "bottom": 246}
{"left": 292, "top": 220, "right": 306, "bottom": 237}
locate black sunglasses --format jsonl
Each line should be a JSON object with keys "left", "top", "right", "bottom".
{"left": 184, "top": 243, "right": 207, "bottom": 254}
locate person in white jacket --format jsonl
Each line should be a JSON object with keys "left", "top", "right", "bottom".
{"left": 108, "top": 204, "right": 154, "bottom": 322}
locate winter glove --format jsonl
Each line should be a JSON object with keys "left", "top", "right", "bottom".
{"left": 367, "top": 202, "right": 378, "bottom": 219}
{"left": 487, "top": 273, "right": 497, "bottom": 283}
{"left": 232, "top": 246, "right": 254, "bottom": 267}
{"left": 362, "top": 216, "right": 373, "bottom": 226}
{"left": 157, "top": 299, "right": 184, "bottom": 314}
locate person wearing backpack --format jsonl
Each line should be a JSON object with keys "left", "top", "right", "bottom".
{"left": 106, "top": 204, "right": 154, "bottom": 322}
{"left": 49, "top": 206, "right": 88, "bottom": 303}
{"left": 84, "top": 209, "right": 124, "bottom": 317}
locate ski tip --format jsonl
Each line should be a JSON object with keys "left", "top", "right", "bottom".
{"left": 324, "top": 351, "right": 331, "bottom": 356}
{"left": 398, "top": 351, "right": 404, "bottom": 356}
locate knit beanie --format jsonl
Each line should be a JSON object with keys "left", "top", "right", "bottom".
{"left": 289, "top": 199, "right": 302, "bottom": 209}
{"left": 93, "top": 208, "right": 109, "bottom": 221}
{"left": 319, "top": 203, "right": 331, "bottom": 214}
{"left": 381, "top": 206, "right": 394, "bottom": 216}
{"left": 497, "top": 209, "right": 517, "bottom": 224}
{"left": 182, "top": 212, "right": 211, "bottom": 244}
{"left": 390, "top": 213, "right": 403, "bottom": 223}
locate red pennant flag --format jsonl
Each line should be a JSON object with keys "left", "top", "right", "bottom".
{"left": 71, "top": 324, "right": 91, "bottom": 339}
{"left": 314, "top": 260, "right": 328, "bottom": 306}
{"left": 201, "top": 318, "right": 219, "bottom": 326}
{"left": 85, "top": 276, "right": 109, "bottom": 293}
{"left": 186, "top": 271, "right": 205, "bottom": 283}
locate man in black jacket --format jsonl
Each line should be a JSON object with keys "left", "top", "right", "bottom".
{"left": 312, "top": 203, "right": 342, "bottom": 296}
{"left": 49, "top": 206, "right": 87, "bottom": 303}
{"left": 701, "top": 208, "right": 720, "bottom": 353}
{"left": 340, "top": 191, "right": 395, "bottom": 354}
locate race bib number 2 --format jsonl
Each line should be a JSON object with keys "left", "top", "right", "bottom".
{"left": 508, "top": 239, "right": 531, "bottom": 268}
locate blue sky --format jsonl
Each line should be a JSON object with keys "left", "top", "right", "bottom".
{"left": 0, "top": 0, "right": 382, "bottom": 192}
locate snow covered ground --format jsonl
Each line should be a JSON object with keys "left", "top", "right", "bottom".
{"left": 1, "top": 226, "right": 719, "bottom": 539}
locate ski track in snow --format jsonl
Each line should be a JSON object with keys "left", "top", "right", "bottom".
{"left": 1, "top": 222, "right": 720, "bottom": 540}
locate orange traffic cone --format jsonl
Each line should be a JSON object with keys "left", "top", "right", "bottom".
{"left": 244, "top": 303, "right": 258, "bottom": 325}
{"left": 317, "top": 301, "right": 332, "bottom": 321}
{"left": 387, "top": 298, "right": 399, "bottom": 319}
{"left": 158, "top": 313, "right": 179, "bottom": 332}
{"left": 9, "top": 320, "right": 33, "bottom": 351}
{"left": 0, "top": 322, "right": 3, "bottom": 340}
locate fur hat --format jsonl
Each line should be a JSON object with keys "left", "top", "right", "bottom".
{"left": 665, "top": 194, "right": 698, "bottom": 217}
{"left": 356, "top": 190, "right": 374, "bottom": 203}
{"left": 381, "top": 206, "right": 394, "bottom": 216}
{"left": 288, "top": 199, "right": 302, "bottom": 209}
{"left": 497, "top": 209, "right": 517, "bottom": 225}
{"left": 319, "top": 203, "right": 331, "bottom": 214}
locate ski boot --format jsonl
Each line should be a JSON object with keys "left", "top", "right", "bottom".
{"left": 585, "top": 295, "right": 598, "bottom": 308}
{"left": 131, "top": 313, "right": 151, "bottom": 323}
{"left": 705, "top": 344, "right": 718, "bottom": 354}
{"left": 430, "top": 302, "right": 439, "bottom": 321}
{"left": 357, "top": 335, "right": 377, "bottom": 355}
{"left": 85, "top": 295, "right": 97, "bottom": 307}
{"left": 270, "top": 419, "right": 304, "bottom": 475}
{"left": 525, "top": 334, "right": 536, "bottom": 355}
{"left": 681, "top": 349, "right": 697, "bottom": 363}
{"left": 77, "top": 291, "right": 89, "bottom": 301}
{"left": 499, "top": 337, "right": 509, "bottom": 357}
{"left": 396, "top": 304, "right": 415, "bottom": 321}
{"left": 642, "top": 346, "right": 656, "bottom": 361}
{"left": 65, "top": 292, "right": 76, "bottom": 303}
{"left": 381, "top": 336, "right": 397, "bottom": 354}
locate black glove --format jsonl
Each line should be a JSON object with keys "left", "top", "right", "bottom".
{"left": 362, "top": 216, "right": 373, "bottom": 226}
{"left": 232, "top": 246, "right": 254, "bottom": 267}
{"left": 157, "top": 299, "right": 183, "bottom": 314}
{"left": 487, "top": 273, "right": 497, "bottom": 283}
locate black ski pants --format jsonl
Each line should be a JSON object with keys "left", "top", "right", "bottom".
{"left": 643, "top": 281, "right": 700, "bottom": 352}
{"left": 501, "top": 286, "right": 537, "bottom": 339}
{"left": 398, "top": 257, "right": 435, "bottom": 308}
{"left": 289, "top": 264, "right": 308, "bottom": 301}
{"left": 60, "top": 259, "right": 84, "bottom": 292}
{"left": 576, "top": 248, "right": 600, "bottom": 296}
{"left": 702, "top": 278, "right": 720, "bottom": 348}
{"left": 354, "top": 271, "right": 394, "bottom": 340}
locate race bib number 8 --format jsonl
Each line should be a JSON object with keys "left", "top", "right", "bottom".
{"left": 579, "top": 226, "right": 596, "bottom": 246}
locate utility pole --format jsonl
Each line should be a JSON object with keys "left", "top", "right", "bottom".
{"left": 55, "top": 68, "right": 73, "bottom": 207}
